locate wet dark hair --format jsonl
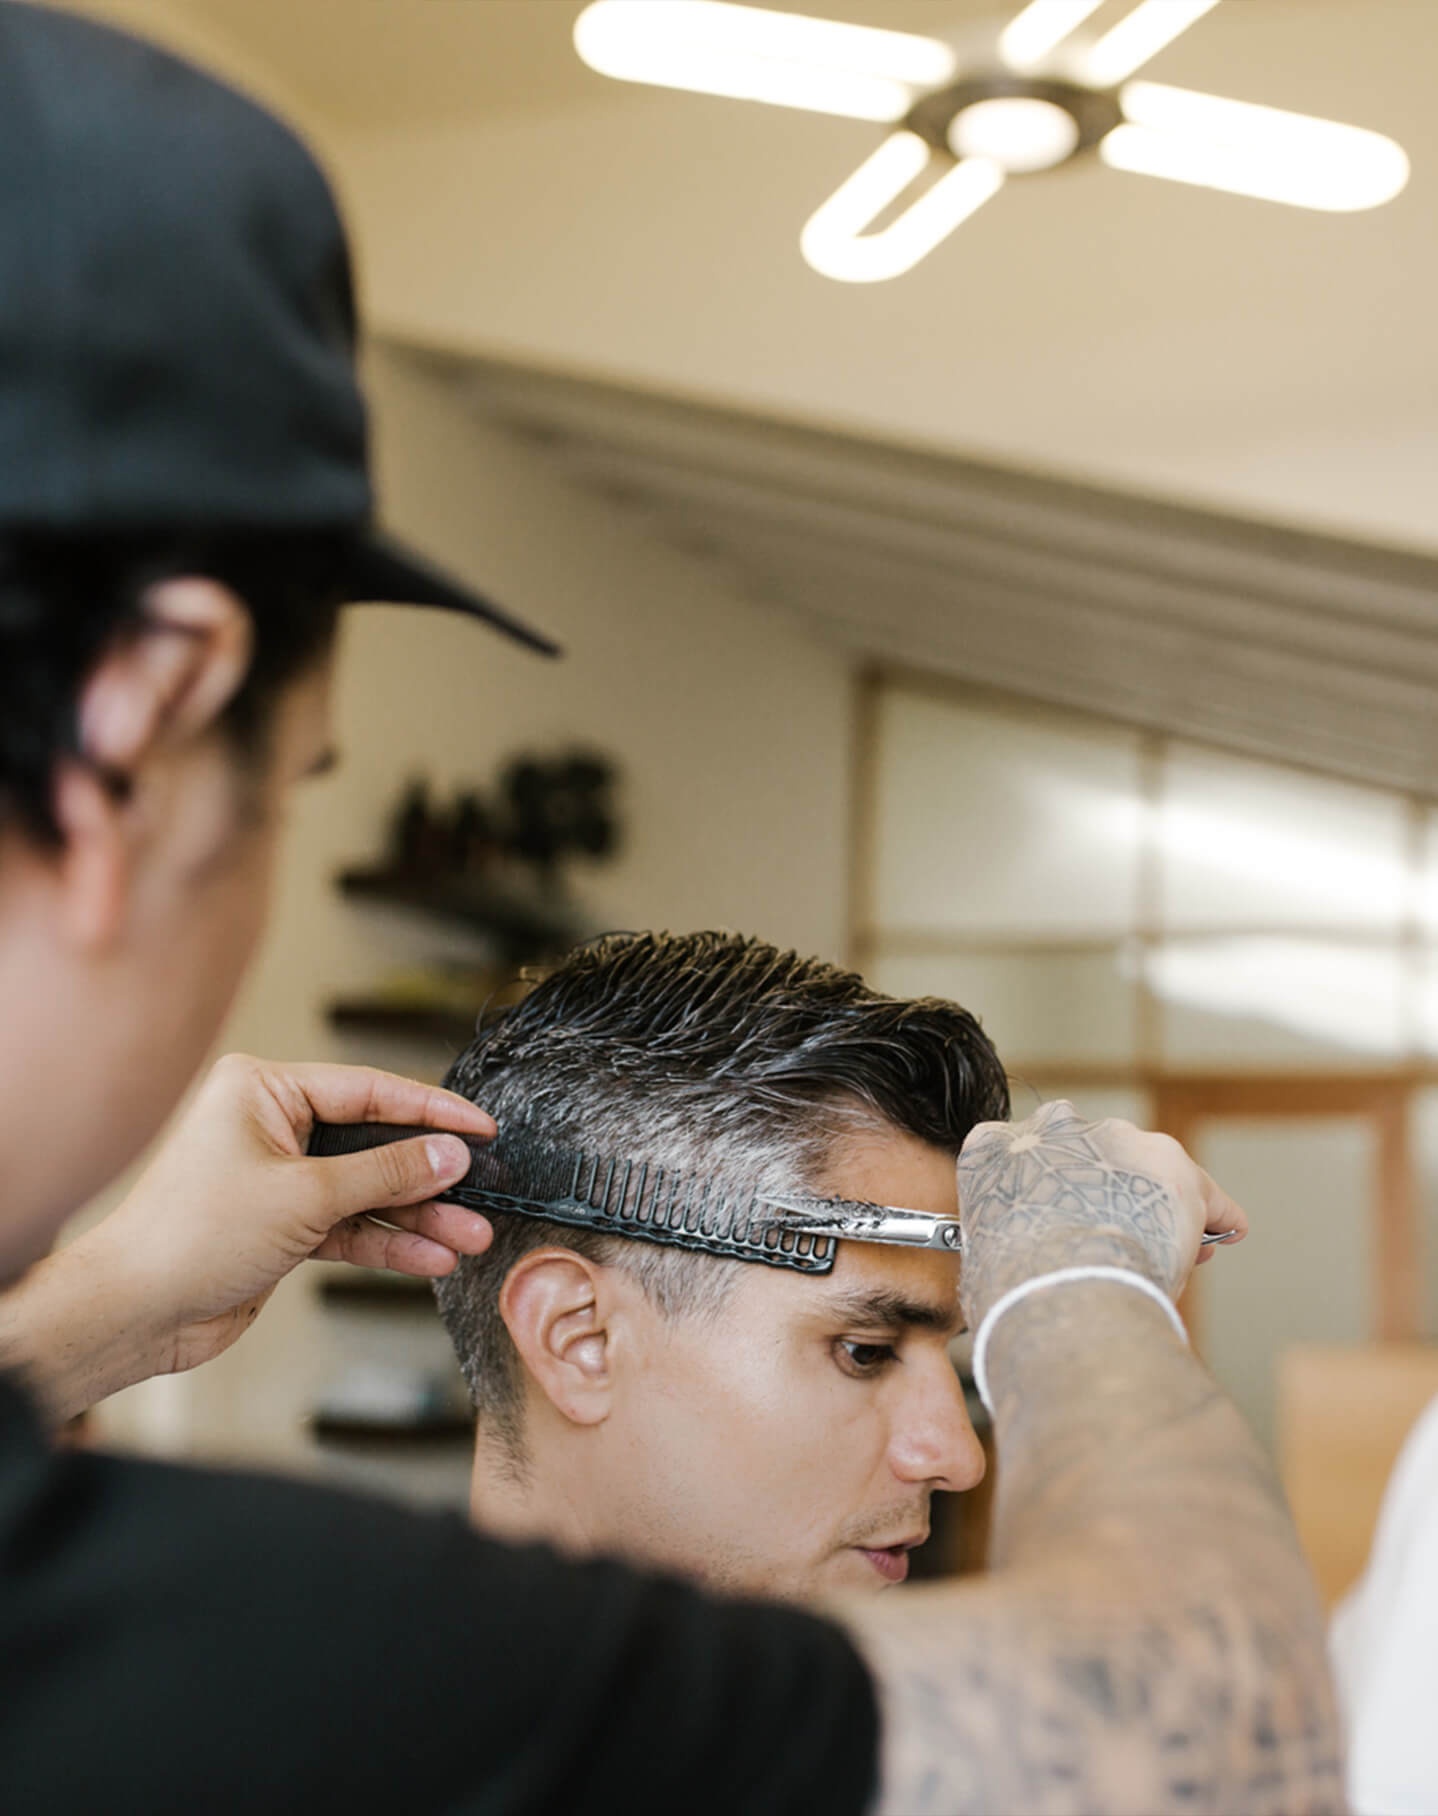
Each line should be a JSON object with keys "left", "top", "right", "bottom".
{"left": 0, "top": 530, "right": 349, "bottom": 842}
{"left": 435, "top": 930, "right": 1009, "bottom": 1457}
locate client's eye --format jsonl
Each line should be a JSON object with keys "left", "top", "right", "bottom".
{"left": 835, "top": 1339, "right": 898, "bottom": 1378}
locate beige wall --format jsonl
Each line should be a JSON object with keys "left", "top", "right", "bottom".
{"left": 96, "top": 342, "right": 852, "bottom": 1464}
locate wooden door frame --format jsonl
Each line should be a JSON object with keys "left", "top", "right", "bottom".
{"left": 1152, "top": 1074, "right": 1420, "bottom": 1345}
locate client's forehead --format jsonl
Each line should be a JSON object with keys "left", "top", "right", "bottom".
{"left": 723, "top": 1124, "right": 964, "bottom": 1335}
{"left": 811, "top": 1123, "right": 959, "bottom": 1221}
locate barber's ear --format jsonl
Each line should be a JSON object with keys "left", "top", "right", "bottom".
{"left": 51, "top": 578, "right": 253, "bottom": 948}
{"left": 500, "top": 1249, "right": 617, "bottom": 1428}
{"left": 76, "top": 576, "right": 254, "bottom": 774}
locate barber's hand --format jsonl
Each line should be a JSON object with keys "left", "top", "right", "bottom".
{"left": 957, "top": 1100, "right": 1247, "bottom": 1330}
{"left": 89, "top": 1053, "right": 496, "bottom": 1378}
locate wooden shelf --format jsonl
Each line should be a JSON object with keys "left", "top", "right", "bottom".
{"left": 325, "top": 1000, "right": 480, "bottom": 1049}
{"left": 309, "top": 1414, "right": 472, "bottom": 1447}
{"left": 337, "top": 865, "right": 581, "bottom": 953}
{"left": 318, "top": 1272, "right": 441, "bottom": 1308}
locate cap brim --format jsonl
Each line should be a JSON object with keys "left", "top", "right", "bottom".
{"left": 339, "top": 531, "right": 561, "bottom": 656}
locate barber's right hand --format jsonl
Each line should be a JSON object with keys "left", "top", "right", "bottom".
{"left": 88, "top": 1053, "right": 496, "bottom": 1379}
{"left": 957, "top": 1101, "right": 1247, "bottom": 1331}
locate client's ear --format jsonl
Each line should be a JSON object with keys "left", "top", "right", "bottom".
{"left": 499, "top": 1248, "right": 617, "bottom": 1428}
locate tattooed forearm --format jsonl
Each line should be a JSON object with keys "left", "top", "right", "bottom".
{"left": 859, "top": 1580, "right": 1340, "bottom": 1816}
{"left": 842, "top": 1288, "right": 1341, "bottom": 1813}
{"left": 836, "top": 1107, "right": 1344, "bottom": 1816}
{"left": 842, "top": 1287, "right": 1343, "bottom": 1815}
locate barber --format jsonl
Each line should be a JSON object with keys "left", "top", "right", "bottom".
{"left": 0, "top": 9, "right": 1340, "bottom": 1812}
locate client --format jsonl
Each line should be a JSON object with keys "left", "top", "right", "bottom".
{"left": 434, "top": 930, "right": 1009, "bottom": 1600}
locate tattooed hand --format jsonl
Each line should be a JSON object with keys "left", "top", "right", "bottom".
{"left": 958, "top": 1101, "right": 1248, "bottom": 1328}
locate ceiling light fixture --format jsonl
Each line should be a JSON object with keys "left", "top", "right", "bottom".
{"left": 573, "top": 0, "right": 1412, "bottom": 281}
{"left": 572, "top": 0, "right": 955, "bottom": 122}
{"left": 999, "top": 0, "right": 1107, "bottom": 74}
{"left": 1106, "top": 81, "right": 1412, "bottom": 211}
{"left": 947, "top": 95, "right": 1081, "bottom": 173}
{"left": 1081, "top": 0, "right": 1222, "bottom": 88}
{"left": 799, "top": 135, "right": 1004, "bottom": 282}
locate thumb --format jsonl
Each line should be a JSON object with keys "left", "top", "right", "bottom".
{"left": 304, "top": 1133, "right": 473, "bottom": 1232}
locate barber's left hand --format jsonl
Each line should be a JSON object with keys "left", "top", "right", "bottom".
{"left": 81, "top": 1053, "right": 495, "bottom": 1380}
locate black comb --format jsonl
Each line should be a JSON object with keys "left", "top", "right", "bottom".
{"left": 307, "top": 1122, "right": 839, "bottom": 1274}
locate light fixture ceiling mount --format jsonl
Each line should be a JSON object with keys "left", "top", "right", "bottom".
{"left": 907, "top": 75, "right": 1120, "bottom": 177}
{"left": 573, "top": 1, "right": 1411, "bottom": 283}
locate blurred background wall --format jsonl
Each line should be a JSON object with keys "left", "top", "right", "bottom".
{"left": 48, "top": 0, "right": 1438, "bottom": 1598}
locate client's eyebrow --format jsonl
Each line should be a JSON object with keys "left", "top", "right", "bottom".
{"left": 819, "top": 1287, "right": 963, "bottom": 1337}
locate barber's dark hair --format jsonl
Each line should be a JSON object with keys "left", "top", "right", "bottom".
{"left": 0, "top": 531, "right": 349, "bottom": 842}
{"left": 435, "top": 930, "right": 1009, "bottom": 1459}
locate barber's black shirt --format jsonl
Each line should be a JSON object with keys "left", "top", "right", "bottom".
{"left": 0, "top": 1375, "right": 879, "bottom": 1813}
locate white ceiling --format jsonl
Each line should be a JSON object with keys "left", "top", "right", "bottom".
{"left": 441, "top": 345, "right": 1438, "bottom": 796}
{"left": 174, "top": 0, "right": 599, "bottom": 131}
{"left": 81, "top": 0, "right": 1438, "bottom": 554}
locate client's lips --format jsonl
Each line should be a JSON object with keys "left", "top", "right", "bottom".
{"left": 856, "top": 1539, "right": 922, "bottom": 1584}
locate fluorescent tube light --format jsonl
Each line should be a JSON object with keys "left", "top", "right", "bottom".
{"left": 1083, "top": 0, "right": 1221, "bottom": 87}
{"left": 800, "top": 134, "right": 1003, "bottom": 282}
{"left": 1104, "top": 83, "right": 1410, "bottom": 211}
{"left": 574, "top": 1, "right": 957, "bottom": 122}
{"left": 999, "top": 0, "right": 1108, "bottom": 73}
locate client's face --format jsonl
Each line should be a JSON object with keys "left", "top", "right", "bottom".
{"left": 596, "top": 1129, "right": 984, "bottom": 1601}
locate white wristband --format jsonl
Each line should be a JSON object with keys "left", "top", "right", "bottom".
{"left": 971, "top": 1265, "right": 1188, "bottom": 1417}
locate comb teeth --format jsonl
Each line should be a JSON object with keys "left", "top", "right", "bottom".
{"left": 304, "top": 1124, "right": 837, "bottom": 1274}
{"left": 557, "top": 1147, "right": 834, "bottom": 1273}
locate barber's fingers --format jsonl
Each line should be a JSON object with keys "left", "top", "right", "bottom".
{"left": 314, "top": 1198, "right": 495, "bottom": 1275}
{"left": 315, "top": 1212, "right": 463, "bottom": 1278}
{"left": 263, "top": 1060, "right": 496, "bottom": 1145}
{"left": 381, "top": 1197, "right": 495, "bottom": 1256}
{"left": 1198, "top": 1168, "right": 1248, "bottom": 1244}
{"left": 300, "top": 1132, "right": 476, "bottom": 1234}
{"left": 964, "top": 1099, "right": 1081, "bottom": 1149}
{"left": 1185, "top": 1168, "right": 1248, "bottom": 1271}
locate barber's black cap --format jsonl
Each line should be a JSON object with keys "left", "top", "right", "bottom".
{"left": 0, "top": 2, "right": 558, "bottom": 655}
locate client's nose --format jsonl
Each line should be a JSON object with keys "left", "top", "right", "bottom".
{"left": 889, "top": 1354, "right": 986, "bottom": 1493}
